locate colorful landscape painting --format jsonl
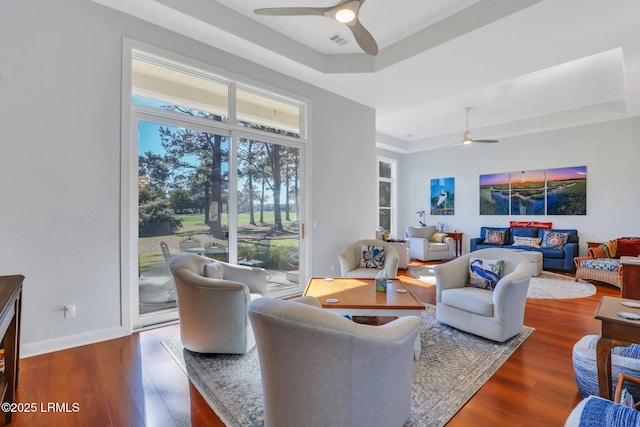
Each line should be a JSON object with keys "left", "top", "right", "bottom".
{"left": 479, "top": 172, "right": 510, "bottom": 215}
{"left": 430, "top": 177, "right": 455, "bottom": 215}
{"left": 546, "top": 166, "right": 587, "bottom": 215}
{"left": 510, "top": 169, "right": 546, "bottom": 215}
{"left": 478, "top": 165, "right": 587, "bottom": 215}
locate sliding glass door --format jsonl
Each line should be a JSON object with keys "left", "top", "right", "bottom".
{"left": 135, "top": 116, "right": 230, "bottom": 326}
{"left": 133, "top": 116, "right": 305, "bottom": 327}
{"left": 236, "top": 136, "right": 301, "bottom": 297}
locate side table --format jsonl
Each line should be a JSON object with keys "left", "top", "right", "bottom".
{"left": 621, "top": 256, "right": 640, "bottom": 300}
{"left": 594, "top": 296, "right": 640, "bottom": 399}
{"left": 446, "top": 232, "right": 463, "bottom": 257}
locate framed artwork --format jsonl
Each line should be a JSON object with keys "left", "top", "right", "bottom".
{"left": 479, "top": 173, "right": 510, "bottom": 215}
{"left": 510, "top": 169, "right": 545, "bottom": 215}
{"left": 430, "top": 177, "right": 454, "bottom": 215}
{"left": 478, "top": 165, "right": 587, "bottom": 215}
{"left": 546, "top": 166, "right": 587, "bottom": 215}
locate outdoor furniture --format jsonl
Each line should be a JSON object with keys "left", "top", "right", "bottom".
{"left": 169, "top": 253, "right": 266, "bottom": 354}
{"left": 160, "top": 241, "right": 172, "bottom": 265}
{"left": 434, "top": 248, "right": 531, "bottom": 342}
{"left": 239, "top": 239, "right": 271, "bottom": 268}
{"left": 248, "top": 296, "right": 421, "bottom": 427}
{"left": 179, "top": 236, "right": 201, "bottom": 252}
{"left": 203, "top": 242, "right": 229, "bottom": 261}
{"left": 338, "top": 239, "right": 400, "bottom": 278}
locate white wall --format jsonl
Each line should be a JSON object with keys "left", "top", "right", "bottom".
{"left": 0, "top": 0, "right": 376, "bottom": 355}
{"left": 402, "top": 118, "right": 640, "bottom": 256}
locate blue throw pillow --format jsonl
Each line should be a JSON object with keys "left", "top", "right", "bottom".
{"left": 468, "top": 258, "right": 504, "bottom": 290}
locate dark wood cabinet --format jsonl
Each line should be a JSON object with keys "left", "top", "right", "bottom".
{"left": 621, "top": 257, "right": 640, "bottom": 300}
{"left": 0, "top": 275, "right": 23, "bottom": 425}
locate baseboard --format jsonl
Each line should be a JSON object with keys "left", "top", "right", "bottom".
{"left": 20, "top": 326, "right": 130, "bottom": 358}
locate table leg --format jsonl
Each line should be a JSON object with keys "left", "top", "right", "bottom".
{"left": 596, "top": 337, "right": 615, "bottom": 399}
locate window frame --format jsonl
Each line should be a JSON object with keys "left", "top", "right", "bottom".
{"left": 377, "top": 156, "right": 397, "bottom": 237}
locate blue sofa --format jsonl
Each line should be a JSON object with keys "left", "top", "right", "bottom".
{"left": 469, "top": 226, "right": 579, "bottom": 272}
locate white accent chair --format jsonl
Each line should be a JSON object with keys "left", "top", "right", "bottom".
{"left": 169, "top": 253, "right": 266, "bottom": 354}
{"left": 248, "top": 296, "right": 421, "bottom": 427}
{"left": 405, "top": 226, "right": 455, "bottom": 261}
{"left": 434, "top": 248, "right": 531, "bottom": 342}
{"left": 338, "top": 239, "right": 400, "bottom": 278}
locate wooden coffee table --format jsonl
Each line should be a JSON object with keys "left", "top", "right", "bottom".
{"left": 303, "top": 277, "right": 425, "bottom": 358}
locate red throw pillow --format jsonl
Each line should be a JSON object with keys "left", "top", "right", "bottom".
{"left": 616, "top": 239, "right": 640, "bottom": 257}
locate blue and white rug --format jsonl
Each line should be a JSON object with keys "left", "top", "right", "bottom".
{"left": 162, "top": 305, "right": 533, "bottom": 426}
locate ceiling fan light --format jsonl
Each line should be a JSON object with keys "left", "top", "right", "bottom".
{"left": 334, "top": 8, "right": 356, "bottom": 23}
{"left": 463, "top": 132, "right": 473, "bottom": 144}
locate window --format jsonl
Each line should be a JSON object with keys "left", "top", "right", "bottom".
{"left": 378, "top": 157, "right": 397, "bottom": 236}
{"left": 132, "top": 52, "right": 231, "bottom": 122}
{"left": 236, "top": 85, "right": 303, "bottom": 137}
{"left": 127, "top": 47, "right": 308, "bottom": 328}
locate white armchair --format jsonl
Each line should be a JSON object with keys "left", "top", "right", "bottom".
{"left": 434, "top": 248, "right": 531, "bottom": 342}
{"left": 169, "top": 253, "right": 266, "bottom": 354}
{"left": 248, "top": 296, "right": 421, "bottom": 427}
{"left": 338, "top": 239, "right": 399, "bottom": 278}
{"left": 405, "top": 226, "right": 454, "bottom": 261}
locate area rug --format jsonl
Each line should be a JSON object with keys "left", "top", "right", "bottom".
{"left": 526, "top": 271, "right": 597, "bottom": 299}
{"left": 162, "top": 305, "right": 533, "bottom": 427}
{"left": 412, "top": 266, "right": 437, "bottom": 284}
{"left": 413, "top": 266, "right": 596, "bottom": 300}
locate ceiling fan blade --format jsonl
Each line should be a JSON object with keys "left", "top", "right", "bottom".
{"left": 346, "top": 18, "right": 378, "bottom": 55}
{"left": 472, "top": 139, "right": 499, "bottom": 143}
{"left": 254, "top": 7, "right": 329, "bottom": 17}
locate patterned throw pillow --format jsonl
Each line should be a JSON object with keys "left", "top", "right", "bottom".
{"left": 541, "top": 231, "right": 569, "bottom": 249}
{"left": 468, "top": 258, "right": 504, "bottom": 290}
{"left": 360, "top": 245, "right": 385, "bottom": 269}
{"left": 512, "top": 235, "right": 542, "bottom": 248}
{"left": 483, "top": 229, "right": 507, "bottom": 245}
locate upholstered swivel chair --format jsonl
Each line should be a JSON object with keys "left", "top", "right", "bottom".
{"left": 248, "top": 296, "right": 421, "bottom": 427}
{"left": 434, "top": 248, "right": 531, "bottom": 342}
{"left": 338, "top": 239, "right": 400, "bottom": 278}
{"left": 169, "top": 253, "right": 266, "bottom": 354}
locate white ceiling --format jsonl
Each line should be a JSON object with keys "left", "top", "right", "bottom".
{"left": 95, "top": 0, "right": 640, "bottom": 152}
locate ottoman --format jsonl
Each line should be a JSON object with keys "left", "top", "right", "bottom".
{"left": 572, "top": 334, "right": 640, "bottom": 399}
{"left": 512, "top": 250, "right": 542, "bottom": 276}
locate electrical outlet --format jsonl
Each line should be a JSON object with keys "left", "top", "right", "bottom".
{"left": 64, "top": 305, "right": 76, "bottom": 318}
{"left": 331, "top": 264, "right": 335, "bottom": 272}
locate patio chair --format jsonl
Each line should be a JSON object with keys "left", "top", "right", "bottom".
{"left": 239, "top": 239, "right": 271, "bottom": 268}
{"left": 160, "top": 241, "right": 172, "bottom": 265}
{"left": 179, "top": 236, "right": 201, "bottom": 252}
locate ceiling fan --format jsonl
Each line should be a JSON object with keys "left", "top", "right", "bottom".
{"left": 254, "top": 0, "right": 379, "bottom": 56}
{"left": 462, "top": 107, "right": 498, "bottom": 144}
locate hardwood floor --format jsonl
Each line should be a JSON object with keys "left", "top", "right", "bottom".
{"left": 11, "top": 262, "right": 620, "bottom": 426}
